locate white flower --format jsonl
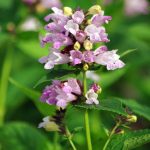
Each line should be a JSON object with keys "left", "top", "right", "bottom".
{"left": 84, "top": 24, "right": 101, "bottom": 42}
{"left": 38, "top": 116, "right": 59, "bottom": 131}
{"left": 85, "top": 89, "right": 99, "bottom": 105}
{"left": 20, "top": 17, "right": 41, "bottom": 31}
{"left": 64, "top": 20, "right": 79, "bottom": 35}
{"left": 94, "top": 50, "right": 125, "bottom": 70}
{"left": 51, "top": 7, "right": 63, "bottom": 15}
{"left": 86, "top": 71, "right": 100, "bottom": 82}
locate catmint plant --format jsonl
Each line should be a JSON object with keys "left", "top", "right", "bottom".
{"left": 37, "top": 5, "right": 137, "bottom": 150}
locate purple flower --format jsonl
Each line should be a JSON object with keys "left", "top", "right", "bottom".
{"left": 94, "top": 45, "right": 108, "bottom": 55}
{"left": 41, "top": 33, "right": 72, "bottom": 48}
{"left": 91, "top": 83, "right": 101, "bottom": 93}
{"left": 72, "top": 10, "right": 85, "bottom": 24}
{"left": 92, "top": 11, "right": 112, "bottom": 26}
{"left": 40, "top": 80, "right": 61, "bottom": 105}
{"left": 75, "top": 30, "right": 87, "bottom": 43}
{"left": 85, "top": 89, "right": 99, "bottom": 105}
{"left": 83, "top": 51, "right": 94, "bottom": 63}
{"left": 40, "top": 79, "right": 82, "bottom": 109}
{"left": 94, "top": 50, "right": 125, "bottom": 70}
{"left": 39, "top": 49, "right": 70, "bottom": 69}
{"left": 45, "top": 22, "right": 65, "bottom": 33}
{"left": 70, "top": 50, "right": 83, "bottom": 65}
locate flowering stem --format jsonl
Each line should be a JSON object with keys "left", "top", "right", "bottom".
{"left": 83, "top": 71, "right": 92, "bottom": 150}
{"left": 102, "top": 121, "right": 121, "bottom": 150}
{"left": 66, "top": 127, "right": 77, "bottom": 150}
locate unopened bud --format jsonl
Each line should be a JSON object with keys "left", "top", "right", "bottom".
{"left": 74, "top": 41, "right": 81, "bottom": 50}
{"left": 87, "top": 19, "right": 92, "bottom": 25}
{"left": 83, "top": 64, "right": 89, "bottom": 71}
{"left": 115, "top": 128, "right": 125, "bottom": 134}
{"left": 88, "top": 5, "right": 102, "bottom": 15}
{"left": 83, "top": 40, "right": 93, "bottom": 50}
{"left": 126, "top": 115, "right": 137, "bottom": 123}
{"left": 36, "top": 4, "right": 46, "bottom": 13}
{"left": 64, "top": 7, "right": 73, "bottom": 16}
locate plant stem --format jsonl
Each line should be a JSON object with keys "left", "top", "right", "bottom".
{"left": 102, "top": 122, "right": 120, "bottom": 150}
{"left": 83, "top": 71, "right": 92, "bottom": 150}
{"left": 66, "top": 128, "right": 77, "bottom": 150}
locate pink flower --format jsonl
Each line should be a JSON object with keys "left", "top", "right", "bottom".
{"left": 75, "top": 30, "right": 87, "bottom": 43}
{"left": 65, "top": 79, "right": 82, "bottom": 95}
{"left": 85, "top": 89, "right": 99, "bottom": 105}
{"left": 83, "top": 51, "right": 94, "bottom": 63}
{"left": 72, "top": 11, "right": 85, "bottom": 24}
{"left": 39, "top": 49, "right": 70, "bottom": 69}
{"left": 70, "top": 50, "right": 83, "bottom": 65}
{"left": 92, "top": 11, "right": 112, "bottom": 26}
{"left": 125, "top": 0, "right": 149, "bottom": 16}
{"left": 45, "top": 22, "right": 65, "bottom": 33}
{"left": 41, "top": 0, "right": 62, "bottom": 9}
{"left": 64, "top": 20, "right": 79, "bottom": 35}
{"left": 94, "top": 50, "right": 125, "bottom": 70}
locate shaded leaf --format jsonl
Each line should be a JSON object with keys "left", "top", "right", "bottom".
{"left": 0, "top": 122, "right": 52, "bottom": 150}
{"left": 9, "top": 78, "right": 55, "bottom": 116}
{"left": 34, "top": 68, "right": 80, "bottom": 88}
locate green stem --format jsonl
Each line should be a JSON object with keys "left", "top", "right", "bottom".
{"left": 102, "top": 122, "right": 120, "bottom": 150}
{"left": 66, "top": 128, "right": 77, "bottom": 150}
{"left": 83, "top": 71, "right": 92, "bottom": 150}
{"left": 53, "top": 132, "right": 58, "bottom": 150}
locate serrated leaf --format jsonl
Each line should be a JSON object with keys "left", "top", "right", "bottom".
{"left": 9, "top": 78, "right": 55, "bottom": 116}
{"left": 75, "top": 99, "right": 127, "bottom": 116}
{"left": 106, "top": 129, "right": 150, "bottom": 150}
{"left": 0, "top": 122, "right": 52, "bottom": 150}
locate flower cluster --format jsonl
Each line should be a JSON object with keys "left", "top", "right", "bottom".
{"left": 40, "top": 79, "right": 101, "bottom": 109}
{"left": 39, "top": 5, "right": 125, "bottom": 70}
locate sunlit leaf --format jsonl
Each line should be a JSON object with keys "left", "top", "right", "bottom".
{"left": 106, "top": 129, "right": 150, "bottom": 150}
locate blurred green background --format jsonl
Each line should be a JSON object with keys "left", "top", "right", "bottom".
{"left": 0, "top": 0, "right": 150, "bottom": 150}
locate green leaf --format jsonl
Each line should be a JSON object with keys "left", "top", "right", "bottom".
{"left": 34, "top": 67, "right": 80, "bottom": 88}
{"left": 119, "top": 98, "right": 150, "bottom": 121}
{"left": 0, "top": 122, "right": 52, "bottom": 150}
{"left": 106, "top": 129, "right": 150, "bottom": 150}
{"left": 75, "top": 99, "right": 127, "bottom": 116}
{"left": 18, "top": 39, "right": 48, "bottom": 59}
{"left": 9, "top": 78, "right": 55, "bottom": 116}
{"left": 120, "top": 49, "right": 137, "bottom": 58}
{"left": 0, "top": 47, "right": 13, "bottom": 126}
